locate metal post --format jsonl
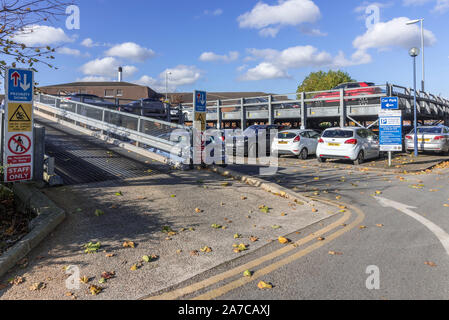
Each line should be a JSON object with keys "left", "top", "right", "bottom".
{"left": 413, "top": 56, "right": 418, "bottom": 157}
{"left": 420, "top": 19, "right": 425, "bottom": 92}
{"left": 339, "top": 88, "right": 346, "bottom": 127}
{"left": 240, "top": 98, "right": 246, "bottom": 130}
{"left": 216, "top": 100, "right": 222, "bottom": 130}
{"left": 300, "top": 92, "right": 307, "bottom": 129}
{"left": 388, "top": 151, "right": 392, "bottom": 167}
{"left": 136, "top": 117, "right": 141, "bottom": 148}
{"left": 268, "top": 95, "right": 274, "bottom": 125}
{"left": 33, "top": 125, "right": 45, "bottom": 182}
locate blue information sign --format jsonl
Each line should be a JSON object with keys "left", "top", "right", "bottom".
{"left": 194, "top": 90, "right": 207, "bottom": 113}
{"left": 379, "top": 110, "right": 402, "bottom": 151}
{"left": 6, "top": 68, "right": 34, "bottom": 102}
{"left": 381, "top": 97, "right": 398, "bottom": 110}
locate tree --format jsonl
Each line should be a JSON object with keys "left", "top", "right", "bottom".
{"left": 0, "top": 0, "right": 73, "bottom": 83}
{"left": 296, "top": 70, "right": 356, "bottom": 94}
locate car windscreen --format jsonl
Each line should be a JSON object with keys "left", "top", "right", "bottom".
{"left": 322, "top": 130, "right": 354, "bottom": 138}
{"left": 410, "top": 127, "right": 443, "bottom": 134}
{"left": 278, "top": 132, "right": 297, "bottom": 139}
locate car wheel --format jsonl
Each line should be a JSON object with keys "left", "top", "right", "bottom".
{"left": 299, "top": 148, "right": 308, "bottom": 160}
{"left": 353, "top": 151, "right": 364, "bottom": 165}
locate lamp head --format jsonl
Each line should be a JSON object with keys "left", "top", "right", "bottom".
{"left": 409, "top": 47, "right": 420, "bottom": 57}
{"left": 406, "top": 19, "right": 421, "bottom": 25}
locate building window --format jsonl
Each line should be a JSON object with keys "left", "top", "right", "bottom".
{"left": 105, "top": 89, "right": 114, "bottom": 97}
{"left": 116, "top": 89, "right": 123, "bottom": 97}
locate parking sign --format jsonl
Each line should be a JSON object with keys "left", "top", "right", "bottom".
{"left": 379, "top": 110, "right": 402, "bottom": 152}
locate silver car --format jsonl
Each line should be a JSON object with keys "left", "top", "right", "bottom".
{"left": 405, "top": 126, "right": 449, "bottom": 154}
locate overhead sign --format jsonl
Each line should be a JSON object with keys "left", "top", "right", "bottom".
{"left": 194, "top": 90, "right": 207, "bottom": 113}
{"left": 379, "top": 110, "right": 402, "bottom": 152}
{"left": 381, "top": 97, "right": 399, "bottom": 110}
{"left": 6, "top": 68, "right": 34, "bottom": 102}
{"left": 3, "top": 67, "right": 34, "bottom": 182}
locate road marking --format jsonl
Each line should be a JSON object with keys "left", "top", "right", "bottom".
{"left": 193, "top": 202, "right": 365, "bottom": 300}
{"left": 376, "top": 196, "right": 449, "bottom": 256}
{"left": 146, "top": 199, "right": 363, "bottom": 300}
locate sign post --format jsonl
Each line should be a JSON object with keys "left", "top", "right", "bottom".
{"left": 3, "top": 67, "right": 34, "bottom": 182}
{"left": 379, "top": 97, "right": 402, "bottom": 167}
{"left": 193, "top": 90, "right": 207, "bottom": 164}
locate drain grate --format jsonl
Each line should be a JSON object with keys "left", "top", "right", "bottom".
{"left": 43, "top": 124, "right": 160, "bottom": 185}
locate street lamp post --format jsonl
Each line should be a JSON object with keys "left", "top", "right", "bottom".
{"left": 406, "top": 18, "right": 425, "bottom": 92}
{"left": 165, "top": 71, "right": 172, "bottom": 102}
{"left": 409, "top": 47, "right": 420, "bottom": 157}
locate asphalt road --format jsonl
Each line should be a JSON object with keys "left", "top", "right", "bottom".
{"left": 161, "top": 156, "right": 449, "bottom": 300}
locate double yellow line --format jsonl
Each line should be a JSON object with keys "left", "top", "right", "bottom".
{"left": 145, "top": 199, "right": 364, "bottom": 300}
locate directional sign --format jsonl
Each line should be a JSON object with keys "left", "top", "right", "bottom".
{"left": 379, "top": 110, "right": 402, "bottom": 152}
{"left": 381, "top": 97, "right": 399, "bottom": 110}
{"left": 6, "top": 68, "right": 34, "bottom": 102}
{"left": 194, "top": 90, "right": 207, "bottom": 113}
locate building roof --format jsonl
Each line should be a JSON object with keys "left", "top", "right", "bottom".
{"left": 169, "top": 92, "right": 273, "bottom": 103}
{"left": 40, "top": 81, "right": 143, "bottom": 88}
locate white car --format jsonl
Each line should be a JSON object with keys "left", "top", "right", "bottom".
{"left": 272, "top": 129, "right": 321, "bottom": 159}
{"left": 316, "top": 127, "right": 380, "bottom": 165}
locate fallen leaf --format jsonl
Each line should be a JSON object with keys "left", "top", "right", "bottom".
{"left": 317, "top": 237, "right": 325, "bottom": 241}
{"left": 190, "top": 250, "right": 199, "bottom": 256}
{"left": 211, "top": 224, "right": 222, "bottom": 229}
{"left": 312, "top": 208, "right": 318, "bottom": 213}
{"left": 250, "top": 236, "right": 259, "bottom": 242}
{"left": 101, "top": 271, "right": 115, "bottom": 279}
{"left": 359, "top": 226, "right": 367, "bottom": 230}
{"left": 234, "top": 234, "right": 241, "bottom": 239}
{"left": 115, "top": 191, "right": 123, "bottom": 196}
{"left": 195, "top": 208, "right": 203, "bottom": 213}
{"left": 79, "top": 276, "right": 89, "bottom": 284}
{"left": 243, "top": 270, "right": 252, "bottom": 277}
{"left": 424, "top": 261, "right": 437, "bottom": 267}
{"left": 259, "top": 205, "right": 270, "bottom": 213}
{"left": 89, "top": 285, "right": 103, "bottom": 295}
{"left": 376, "top": 224, "right": 384, "bottom": 227}
{"left": 122, "top": 241, "right": 135, "bottom": 248}
{"left": 278, "top": 236, "right": 289, "bottom": 244}
{"left": 29, "top": 282, "right": 46, "bottom": 291}
{"left": 130, "top": 264, "right": 138, "bottom": 271}
{"left": 94, "top": 209, "right": 104, "bottom": 217}
{"left": 200, "top": 246, "right": 212, "bottom": 253}
{"left": 271, "top": 225, "right": 281, "bottom": 229}
{"left": 257, "top": 281, "right": 273, "bottom": 289}
{"left": 328, "top": 251, "right": 343, "bottom": 255}
{"left": 83, "top": 242, "right": 101, "bottom": 254}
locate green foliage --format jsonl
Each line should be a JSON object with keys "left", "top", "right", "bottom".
{"left": 296, "top": 70, "right": 356, "bottom": 94}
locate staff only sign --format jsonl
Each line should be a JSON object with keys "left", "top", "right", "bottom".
{"left": 3, "top": 67, "right": 34, "bottom": 182}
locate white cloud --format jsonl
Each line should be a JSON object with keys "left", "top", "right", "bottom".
{"left": 57, "top": 47, "right": 82, "bottom": 56}
{"left": 204, "top": 8, "right": 223, "bottom": 16}
{"left": 135, "top": 65, "right": 202, "bottom": 92}
{"left": 402, "top": 0, "right": 432, "bottom": 6}
{"left": 259, "top": 27, "right": 281, "bottom": 38}
{"left": 237, "top": 0, "right": 320, "bottom": 37}
{"left": 353, "top": 17, "right": 436, "bottom": 51}
{"left": 12, "top": 25, "right": 73, "bottom": 47}
{"left": 299, "top": 26, "right": 327, "bottom": 36}
{"left": 80, "top": 57, "right": 137, "bottom": 78}
{"left": 199, "top": 51, "right": 239, "bottom": 62}
{"left": 433, "top": 0, "right": 449, "bottom": 12}
{"left": 81, "top": 38, "right": 95, "bottom": 47}
{"left": 240, "top": 62, "right": 289, "bottom": 81}
{"left": 78, "top": 76, "right": 112, "bottom": 82}
{"left": 105, "top": 42, "right": 155, "bottom": 62}
{"left": 240, "top": 44, "right": 372, "bottom": 81}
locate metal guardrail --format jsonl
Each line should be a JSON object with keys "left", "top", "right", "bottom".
{"left": 34, "top": 93, "right": 190, "bottom": 159}
{"left": 180, "top": 84, "right": 449, "bottom": 129}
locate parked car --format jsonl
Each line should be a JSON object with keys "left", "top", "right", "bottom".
{"left": 60, "top": 94, "right": 117, "bottom": 109}
{"left": 271, "top": 129, "right": 321, "bottom": 159}
{"left": 312, "top": 82, "right": 383, "bottom": 107}
{"left": 405, "top": 125, "right": 449, "bottom": 154}
{"left": 120, "top": 99, "right": 168, "bottom": 117}
{"left": 226, "top": 124, "right": 289, "bottom": 157}
{"left": 316, "top": 127, "right": 380, "bottom": 165}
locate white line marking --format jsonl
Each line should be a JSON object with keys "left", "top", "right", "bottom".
{"left": 376, "top": 196, "right": 449, "bottom": 256}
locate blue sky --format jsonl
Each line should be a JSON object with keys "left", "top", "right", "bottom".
{"left": 5, "top": 0, "right": 449, "bottom": 97}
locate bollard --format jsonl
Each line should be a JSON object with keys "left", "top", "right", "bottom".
{"left": 33, "top": 125, "right": 45, "bottom": 182}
